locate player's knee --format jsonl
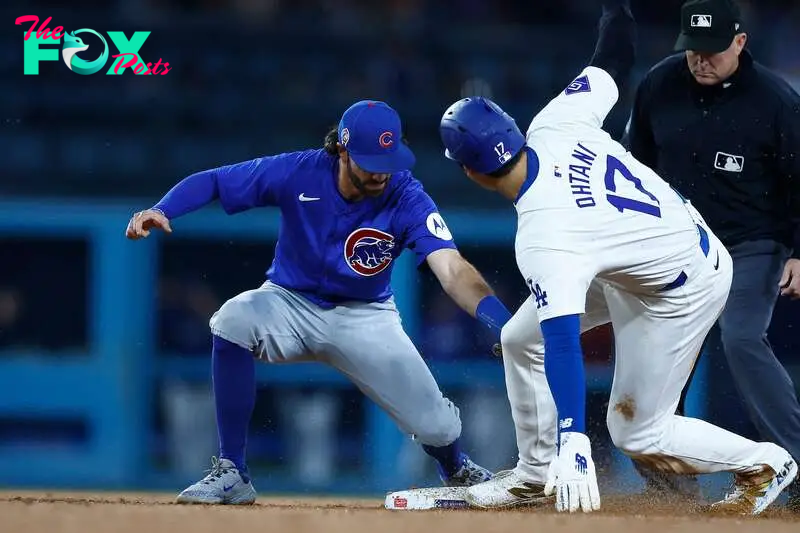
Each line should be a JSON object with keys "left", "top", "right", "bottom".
{"left": 500, "top": 320, "right": 544, "bottom": 363}
{"left": 607, "top": 422, "right": 661, "bottom": 457}
{"left": 411, "top": 398, "right": 462, "bottom": 447}
{"left": 606, "top": 411, "right": 654, "bottom": 456}
{"left": 610, "top": 433, "right": 648, "bottom": 457}
{"left": 609, "top": 430, "right": 650, "bottom": 456}
{"left": 209, "top": 296, "right": 259, "bottom": 350}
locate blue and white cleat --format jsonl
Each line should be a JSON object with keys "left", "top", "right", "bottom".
{"left": 176, "top": 457, "right": 257, "bottom": 505}
{"left": 438, "top": 454, "right": 494, "bottom": 487}
{"left": 711, "top": 453, "right": 798, "bottom": 515}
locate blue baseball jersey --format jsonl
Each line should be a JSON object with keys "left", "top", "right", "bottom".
{"left": 215, "top": 148, "right": 457, "bottom": 308}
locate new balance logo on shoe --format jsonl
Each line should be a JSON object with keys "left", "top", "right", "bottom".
{"left": 777, "top": 460, "right": 795, "bottom": 485}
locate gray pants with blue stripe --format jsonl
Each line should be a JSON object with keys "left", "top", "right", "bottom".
{"left": 209, "top": 280, "right": 462, "bottom": 447}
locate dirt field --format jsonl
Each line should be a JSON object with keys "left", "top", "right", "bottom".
{"left": 2, "top": 492, "right": 799, "bottom": 533}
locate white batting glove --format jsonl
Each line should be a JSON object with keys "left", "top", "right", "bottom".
{"left": 544, "top": 432, "right": 601, "bottom": 513}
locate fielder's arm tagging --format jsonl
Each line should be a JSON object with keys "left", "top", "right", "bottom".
{"left": 127, "top": 100, "right": 512, "bottom": 506}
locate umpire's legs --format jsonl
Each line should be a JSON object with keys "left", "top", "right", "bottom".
{"left": 715, "top": 240, "right": 800, "bottom": 463}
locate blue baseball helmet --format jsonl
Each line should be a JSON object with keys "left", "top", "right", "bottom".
{"left": 439, "top": 97, "right": 526, "bottom": 174}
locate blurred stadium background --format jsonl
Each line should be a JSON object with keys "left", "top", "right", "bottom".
{"left": 0, "top": 0, "right": 798, "bottom": 496}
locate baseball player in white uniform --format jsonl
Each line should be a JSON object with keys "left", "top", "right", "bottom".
{"left": 438, "top": 0, "right": 797, "bottom": 515}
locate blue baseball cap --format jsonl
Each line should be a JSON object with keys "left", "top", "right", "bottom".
{"left": 338, "top": 100, "right": 416, "bottom": 173}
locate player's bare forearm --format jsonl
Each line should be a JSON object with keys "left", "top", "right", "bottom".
{"left": 427, "top": 250, "right": 513, "bottom": 345}
{"left": 446, "top": 262, "right": 496, "bottom": 318}
{"left": 427, "top": 249, "right": 494, "bottom": 317}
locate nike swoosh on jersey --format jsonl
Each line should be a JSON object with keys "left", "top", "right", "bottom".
{"left": 298, "top": 193, "right": 321, "bottom": 202}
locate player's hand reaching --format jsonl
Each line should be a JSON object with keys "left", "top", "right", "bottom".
{"left": 779, "top": 258, "right": 800, "bottom": 300}
{"left": 545, "top": 432, "right": 601, "bottom": 513}
{"left": 126, "top": 208, "right": 172, "bottom": 240}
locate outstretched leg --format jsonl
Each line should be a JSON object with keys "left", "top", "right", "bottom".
{"left": 606, "top": 248, "right": 796, "bottom": 516}
{"left": 324, "top": 298, "right": 491, "bottom": 487}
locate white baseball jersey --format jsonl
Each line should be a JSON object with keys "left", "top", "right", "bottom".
{"left": 515, "top": 66, "right": 709, "bottom": 322}
{"left": 497, "top": 66, "right": 786, "bottom": 492}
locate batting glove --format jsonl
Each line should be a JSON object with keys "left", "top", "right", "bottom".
{"left": 544, "top": 432, "right": 601, "bottom": 513}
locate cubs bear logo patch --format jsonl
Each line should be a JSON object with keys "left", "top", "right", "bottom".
{"left": 344, "top": 227, "right": 396, "bottom": 276}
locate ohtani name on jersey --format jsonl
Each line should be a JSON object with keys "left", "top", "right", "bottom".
{"left": 568, "top": 143, "right": 598, "bottom": 209}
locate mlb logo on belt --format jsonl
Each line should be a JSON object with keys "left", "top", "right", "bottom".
{"left": 714, "top": 152, "right": 744, "bottom": 173}
{"left": 690, "top": 14, "right": 712, "bottom": 27}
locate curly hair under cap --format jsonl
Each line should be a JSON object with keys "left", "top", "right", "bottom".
{"left": 323, "top": 126, "right": 339, "bottom": 155}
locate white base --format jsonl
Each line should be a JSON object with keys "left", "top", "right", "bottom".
{"left": 384, "top": 486, "right": 470, "bottom": 510}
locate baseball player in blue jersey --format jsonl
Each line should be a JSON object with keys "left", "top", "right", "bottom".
{"left": 125, "top": 100, "right": 508, "bottom": 504}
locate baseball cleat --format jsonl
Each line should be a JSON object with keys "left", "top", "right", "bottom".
{"left": 710, "top": 456, "right": 797, "bottom": 515}
{"left": 465, "top": 469, "right": 552, "bottom": 508}
{"left": 438, "top": 454, "right": 494, "bottom": 487}
{"left": 176, "top": 456, "right": 257, "bottom": 505}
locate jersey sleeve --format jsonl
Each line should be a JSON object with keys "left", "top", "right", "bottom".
{"left": 397, "top": 182, "right": 458, "bottom": 266}
{"left": 523, "top": 252, "right": 594, "bottom": 322}
{"left": 215, "top": 152, "right": 300, "bottom": 214}
{"left": 526, "top": 66, "right": 620, "bottom": 138}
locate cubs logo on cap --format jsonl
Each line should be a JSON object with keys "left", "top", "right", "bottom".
{"left": 379, "top": 131, "right": 393, "bottom": 148}
{"left": 337, "top": 101, "right": 415, "bottom": 174}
